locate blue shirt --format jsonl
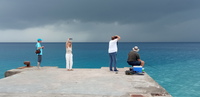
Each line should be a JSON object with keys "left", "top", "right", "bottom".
{"left": 36, "top": 42, "right": 43, "bottom": 55}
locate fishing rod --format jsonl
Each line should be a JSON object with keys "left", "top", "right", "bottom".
{"left": 145, "top": 63, "right": 158, "bottom": 69}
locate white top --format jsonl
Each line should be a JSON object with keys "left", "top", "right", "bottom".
{"left": 108, "top": 39, "right": 118, "bottom": 53}
{"left": 66, "top": 47, "right": 72, "bottom": 54}
{"left": 133, "top": 66, "right": 142, "bottom": 68}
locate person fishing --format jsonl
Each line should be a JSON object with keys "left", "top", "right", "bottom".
{"left": 127, "top": 46, "right": 145, "bottom": 67}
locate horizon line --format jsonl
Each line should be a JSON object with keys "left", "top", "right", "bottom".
{"left": 0, "top": 41, "right": 200, "bottom": 43}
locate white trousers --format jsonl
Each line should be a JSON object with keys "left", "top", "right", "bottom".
{"left": 66, "top": 53, "right": 73, "bottom": 69}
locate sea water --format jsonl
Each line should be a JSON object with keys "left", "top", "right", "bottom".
{"left": 0, "top": 42, "right": 200, "bottom": 97}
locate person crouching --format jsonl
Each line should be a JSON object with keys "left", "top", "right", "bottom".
{"left": 127, "top": 46, "right": 145, "bottom": 67}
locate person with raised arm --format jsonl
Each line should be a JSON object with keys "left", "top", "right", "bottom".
{"left": 66, "top": 38, "right": 73, "bottom": 71}
{"left": 108, "top": 35, "right": 120, "bottom": 72}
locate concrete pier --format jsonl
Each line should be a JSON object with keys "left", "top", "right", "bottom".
{"left": 0, "top": 67, "right": 172, "bottom": 97}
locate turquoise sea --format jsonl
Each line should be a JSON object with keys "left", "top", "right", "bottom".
{"left": 0, "top": 42, "right": 200, "bottom": 97}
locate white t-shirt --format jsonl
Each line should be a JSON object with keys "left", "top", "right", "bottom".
{"left": 108, "top": 39, "right": 118, "bottom": 53}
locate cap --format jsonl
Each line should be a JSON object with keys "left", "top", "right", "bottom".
{"left": 37, "top": 38, "right": 42, "bottom": 41}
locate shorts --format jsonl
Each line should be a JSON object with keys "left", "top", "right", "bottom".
{"left": 127, "top": 61, "right": 141, "bottom": 66}
{"left": 38, "top": 55, "right": 42, "bottom": 63}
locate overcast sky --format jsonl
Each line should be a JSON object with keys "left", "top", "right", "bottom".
{"left": 1, "top": 0, "right": 200, "bottom": 42}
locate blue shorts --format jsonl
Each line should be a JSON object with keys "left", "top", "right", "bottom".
{"left": 127, "top": 61, "right": 141, "bottom": 66}
{"left": 38, "top": 55, "right": 42, "bottom": 63}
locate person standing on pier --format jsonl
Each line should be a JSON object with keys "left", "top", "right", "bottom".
{"left": 66, "top": 38, "right": 73, "bottom": 71}
{"left": 36, "top": 38, "right": 44, "bottom": 69}
{"left": 108, "top": 35, "right": 121, "bottom": 71}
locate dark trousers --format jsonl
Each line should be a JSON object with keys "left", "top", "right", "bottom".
{"left": 109, "top": 52, "right": 117, "bottom": 71}
{"left": 38, "top": 55, "right": 42, "bottom": 63}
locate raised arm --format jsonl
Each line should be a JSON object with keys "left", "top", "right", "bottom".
{"left": 115, "top": 35, "right": 121, "bottom": 40}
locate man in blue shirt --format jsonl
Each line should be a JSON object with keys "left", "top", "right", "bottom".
{"left": 36, "top": 38, "right": 44, "bottom": 69}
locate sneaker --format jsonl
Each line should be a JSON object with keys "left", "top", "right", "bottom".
{"left": 37, "top": 66, "right": 41, "bottom": 69}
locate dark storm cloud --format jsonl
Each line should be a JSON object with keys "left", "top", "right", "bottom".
{"left": 1, "top": 0, "right": 200, "bottom": 29}
{"left": 1, "top": 0, "right": 200, "bottom": 42}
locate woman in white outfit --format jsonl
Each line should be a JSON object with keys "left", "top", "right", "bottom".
{"left": 66, "top": 38, "right": 73, "bottom": 71}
